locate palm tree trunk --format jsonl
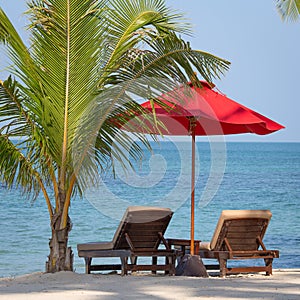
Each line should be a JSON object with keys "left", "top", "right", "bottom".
{"left": 46, "top": 212, "right": 73, "bottom": 272}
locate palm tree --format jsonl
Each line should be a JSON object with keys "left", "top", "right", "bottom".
{"left": 0, "top": 0, "right": 230, "bottom": 273}
{"left": 276, "top": 0, "right": 300, "bottom": 21}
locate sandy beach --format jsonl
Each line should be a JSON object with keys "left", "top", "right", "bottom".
{"left": 0, "top": 269, "right": 299, "bottom": 300}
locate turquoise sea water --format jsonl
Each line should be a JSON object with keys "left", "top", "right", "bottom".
{"left": 0, "top": 142, "right": 299, "bottom": 278}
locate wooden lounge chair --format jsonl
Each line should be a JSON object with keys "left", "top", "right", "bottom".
{"left": 198, "top": 210, "right": 279, "bottom": 277}
{"left": 77, "top": 206, "right": 177, "bottom": 275}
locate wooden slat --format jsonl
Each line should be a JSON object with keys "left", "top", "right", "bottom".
{"left": 226, "top": 266, "right": 271, "bottom": 274}
{"left": 227, "top": 238, "right": 259, "bottom": 251}
{"left": 231, "top": 250, "right": 279, "bottom": 258}
{"left": 78, "top": 249, "right": 131, "bottom": 258}
{"left": 199, "top": 250, "right": 231, "bottom": 259}
{"left": 134, "top": 242, "right": 158, "bottom": 248}
{"left": 126, "top": 224, "right": 168, "bottom": 231}
{"left": 129, "top": 236, "right": 158, "bottom": 242}
{"left": 226, "top": 226, "right": 264, "bottom": 233}
{"left": 116, "top": 238, "right": 160, "bottom": 249}
{"left": 90, "top": 264, "right": 122, "bottom": 271}
{"left": 132, "top": 249, "right": 176, "bottom": 256}
{"left": 124, "top": 230, "right": 162, "bottom": 236}
{"left": 127, "top": 265, "right": 173, "bottom": 271}
{"left": 227, "top": 219, "right": 266, "bottom": 226}
{"left": 226, "top": 232, "right": 260, "bottom": 239}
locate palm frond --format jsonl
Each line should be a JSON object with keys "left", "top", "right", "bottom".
{"left": 0, "top": 136, "right": 42, "bottom": 196}
{"left": 106, "top": 32, "right": 229, "bottom": 91}
{"left": 0, "top": 76, "right": 54, "bottom": 192}
{"left": 109, "top": 0, "right": 191, "bottom": 35}
{"left": 276, "top": 0, "right": 300, "bottom": 22}
{"left": 98, "top": 0, "right": 191, "bottom": 86}
{"left": 1, "top": 0, "right": 230, "bottom": 208}
{"left": 0, "top": 7, "right": 40, "bottom": 88}
{"left": 26, "top": 0, "right": 108, "bottom": 166}
{"left": 69, "top": 75, "right": 175, "bottom": 192}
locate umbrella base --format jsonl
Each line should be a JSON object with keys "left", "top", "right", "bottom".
{"left": 175, "top": 254, "right": 208, "bottom": 277}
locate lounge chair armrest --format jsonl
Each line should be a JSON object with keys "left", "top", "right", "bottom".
{"left": 125, "top": 233, "right": 135, "bottom": 251}
{"left": 231, "top": 250, "right": 280, "bottom": 258}
{"left": 158, "top": 232, "right": 171, "bottom": 250}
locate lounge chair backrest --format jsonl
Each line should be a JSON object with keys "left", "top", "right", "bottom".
{"left": 210, "top": 210, "right": 272, "bottom": 251}
{"left": 112, "top": 206, "right": 173, "bottom": 250}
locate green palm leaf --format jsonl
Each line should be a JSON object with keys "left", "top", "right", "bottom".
{"left": 0, "top": 77, "right": 52, "bottom": 199}
{"left": 1, "top": 0, "right": 230, "bottom": 203}
{"left": 276, "top": 0, "right": 300, "bottom": 21}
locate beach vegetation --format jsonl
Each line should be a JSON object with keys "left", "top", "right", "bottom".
{"left": 0, "top": 0, "right": 229, "bottom": 273}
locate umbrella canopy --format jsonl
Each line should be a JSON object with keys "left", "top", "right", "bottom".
{"left": 134, "top": 81, "right": 284, "bottom": 136}
{"left": 122, "top": 81, "right": 284, "bottom": 255}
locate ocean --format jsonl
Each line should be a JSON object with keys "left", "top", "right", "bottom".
{"left": 0, "top": 141, "right": 299, "bottom": 278}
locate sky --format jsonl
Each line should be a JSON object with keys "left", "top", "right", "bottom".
{"left": 0, "top": 0, "right": 299, "bottom": 142}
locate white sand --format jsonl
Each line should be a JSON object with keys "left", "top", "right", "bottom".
{"left": 0, "top": 269, "right": 299, "bottom": 300}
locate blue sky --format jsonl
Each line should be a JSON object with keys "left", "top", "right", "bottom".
{"left": 1, "top": 0, "right": 299, "bottom": 142}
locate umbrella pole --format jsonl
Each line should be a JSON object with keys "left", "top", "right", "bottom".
{"left": 190, "top": 130, "right": 196, "bottom": 255}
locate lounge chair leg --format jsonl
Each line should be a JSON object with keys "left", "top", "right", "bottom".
{"left": 130, "top": 255, "right": 137, "bottom": 264}
{"left": 165, "top": 256, "right": 168, "bottom": 275}
{"left": 130, "top": 255, "right": 137, "bottom": 274}
{"left": 84, "top": 257, "right": 92, "bottom": 274}
{"left": 219, "top": 258, "right": 227, "bottom": 278}
{"left": 152, "top": 257, "right": 157, "bottom": 274}
{"left": 169, "top": 255, "right": 176, "bottom": 276}
{"left": 264, "top": 258, "right": 273, "bottom": 276}
{"left": 164, "top": 256, "right": 170, "bottom": 275}
{"left": 121, "top": 256, "right": 128, "bottom": 276}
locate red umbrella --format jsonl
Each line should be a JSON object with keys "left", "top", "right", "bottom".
{"left": 122, "top": 81, "right": 284, "bottom": 255}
